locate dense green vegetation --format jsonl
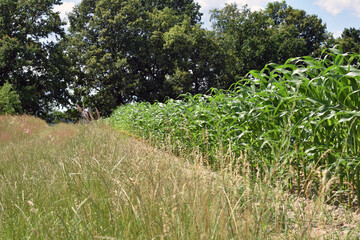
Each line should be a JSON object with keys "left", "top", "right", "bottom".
{"left": 1, "top": 0, "right": 359, "bottom": 119}
{"left": 109, "top": 49, "right": 360, "bottom": 206}
{"left": 210, "top": 1, "right": 328, "bottom": 77}
{"left": 2, "top": 0, "right": 360, "bottom": 237}
{"left": 0, "top": 0, "right": 70, "bottom": 117}
{"left": 0, "top": 82, "right": 21, "bottom": 114}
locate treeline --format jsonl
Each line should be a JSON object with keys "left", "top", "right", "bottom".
{"left": 0, "top": 0, "right": 359, "bottom": 120}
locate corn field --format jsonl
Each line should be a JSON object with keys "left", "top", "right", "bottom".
{"left": 109, "top": 48, "right": 360, "bottom": 206}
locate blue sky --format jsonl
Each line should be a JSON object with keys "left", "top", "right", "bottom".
{"left": 55, "top": 0, "right": 360, "bottom": 37}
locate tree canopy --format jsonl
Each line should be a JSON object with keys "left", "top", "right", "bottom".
{"left": 67, "top": 0, "right": 207, "bottom": 115}
{"left": 0, "top": 0, "right": 355, "bottom": 120}
{"left": 0, "top": 0, "right": 70, "bottom": 117}
{"left": 210, "top": 1, "right": 328, "bottom": 77}
{"left": 338, "top": 28, "right": 360, "bottom": 53}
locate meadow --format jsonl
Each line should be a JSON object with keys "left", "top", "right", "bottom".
{"left": 1, "top": 115, "right": 360, "bottom": 238}
{"left": 2, "top": 48, "right": 360, "bottom": 239}
{"left": 109, "top": 48, "right": 360, "bottom": 207}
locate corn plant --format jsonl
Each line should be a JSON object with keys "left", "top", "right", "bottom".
{"left": 109, "top": 48, "right": 360, "bottom": 206}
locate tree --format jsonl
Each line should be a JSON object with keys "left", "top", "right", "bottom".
{"left": 163, "top": 21, "right": 238, "bottom": 95}
{"left": 338, "top": 28, "right": 360, "bottom": 53}
{"left": 67, "top": 0, "right": 203, "bottom": 115}
{"left": 210, "top": 1, "right": 328, "bottom": 77}
{"left": 265, "top": 1, "right": 327, "bottom": 56}
{"left": 0, "top": 0, "right": 70, "bottom": 117}
{"left": 0, "top": 82, "right": 21, "bottom": 114}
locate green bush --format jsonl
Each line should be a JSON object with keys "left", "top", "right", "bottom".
{"left": 0, "top": 82, "right": 22, "bottom": 114}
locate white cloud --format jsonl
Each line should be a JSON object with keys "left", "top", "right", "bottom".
{"left": 196, "top": 0, "right": 222, "bottom": 10}
{"left": 225, "top": 0, "right": 273, "bottom": 11}
{"left": 196, "top": 0, "right": 275, "bottom": 12}
{"left": 315, "top": 0, "right": 360, "bottom": 17}
{"left": 54, "top": 2, "right": 76, "bottom": 21}
{"left": 195, "top": 0, "right": 276, "bottom": 28}
{"left": 333, "top": 30, "right": 343, "bottom": 38}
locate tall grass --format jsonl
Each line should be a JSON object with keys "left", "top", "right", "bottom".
{"left": 109, "top": 48, "right": 360, "bottom": 206}
{"left": 0, "top": 115, "right": 49, "bottom": 144}
{"left": 1, "top": 116, "right": 360, "bottom": 238}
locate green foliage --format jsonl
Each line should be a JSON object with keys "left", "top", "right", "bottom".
{"left": 265, "top": 1, "right": 327, "bottom": 55}
{"left": 0, "top": 0, "right": 70, "bottom": 117}
{"left": 0, "top": 0, "right": 352, "bottom": 120}
{"left": 67, "top": 0, "right": 205, "bottom": 116}
{"left": 163, "top": 21, "right": 237, "bottom": 94}
{"left": 45, "top": 109, "right": 80, "bottom": 124}
{"left": 109, "top": 49, "right": 360, "bottom": 205}
{"left": 66, "top": 0, "right": 338, "bottom": 116}
{"left": 0, "top": 82, "right": 21, "bottom": 114}
{"left": 210, "top": 1, "right": 328, "bottom": 77}
{"left": 338, "top": 27, "right": 360, "bottom": 53}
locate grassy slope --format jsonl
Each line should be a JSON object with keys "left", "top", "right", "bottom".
{"left": 0, "top": 116, "right": 359, "bottom": 239}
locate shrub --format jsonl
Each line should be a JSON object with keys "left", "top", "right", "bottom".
{"left": 0, "top": 82, "right": 21, "bottom": 114}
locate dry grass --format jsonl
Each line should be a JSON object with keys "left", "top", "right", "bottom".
{"left": 0, "top": 115, "right": 49, "bottom": 144}
{"left": 0, "top": 116, "right": 360, "bottom": 239}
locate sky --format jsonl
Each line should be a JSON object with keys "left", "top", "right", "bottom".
{"left": 54, "top": 0, "right": 360, "bottom": 37}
